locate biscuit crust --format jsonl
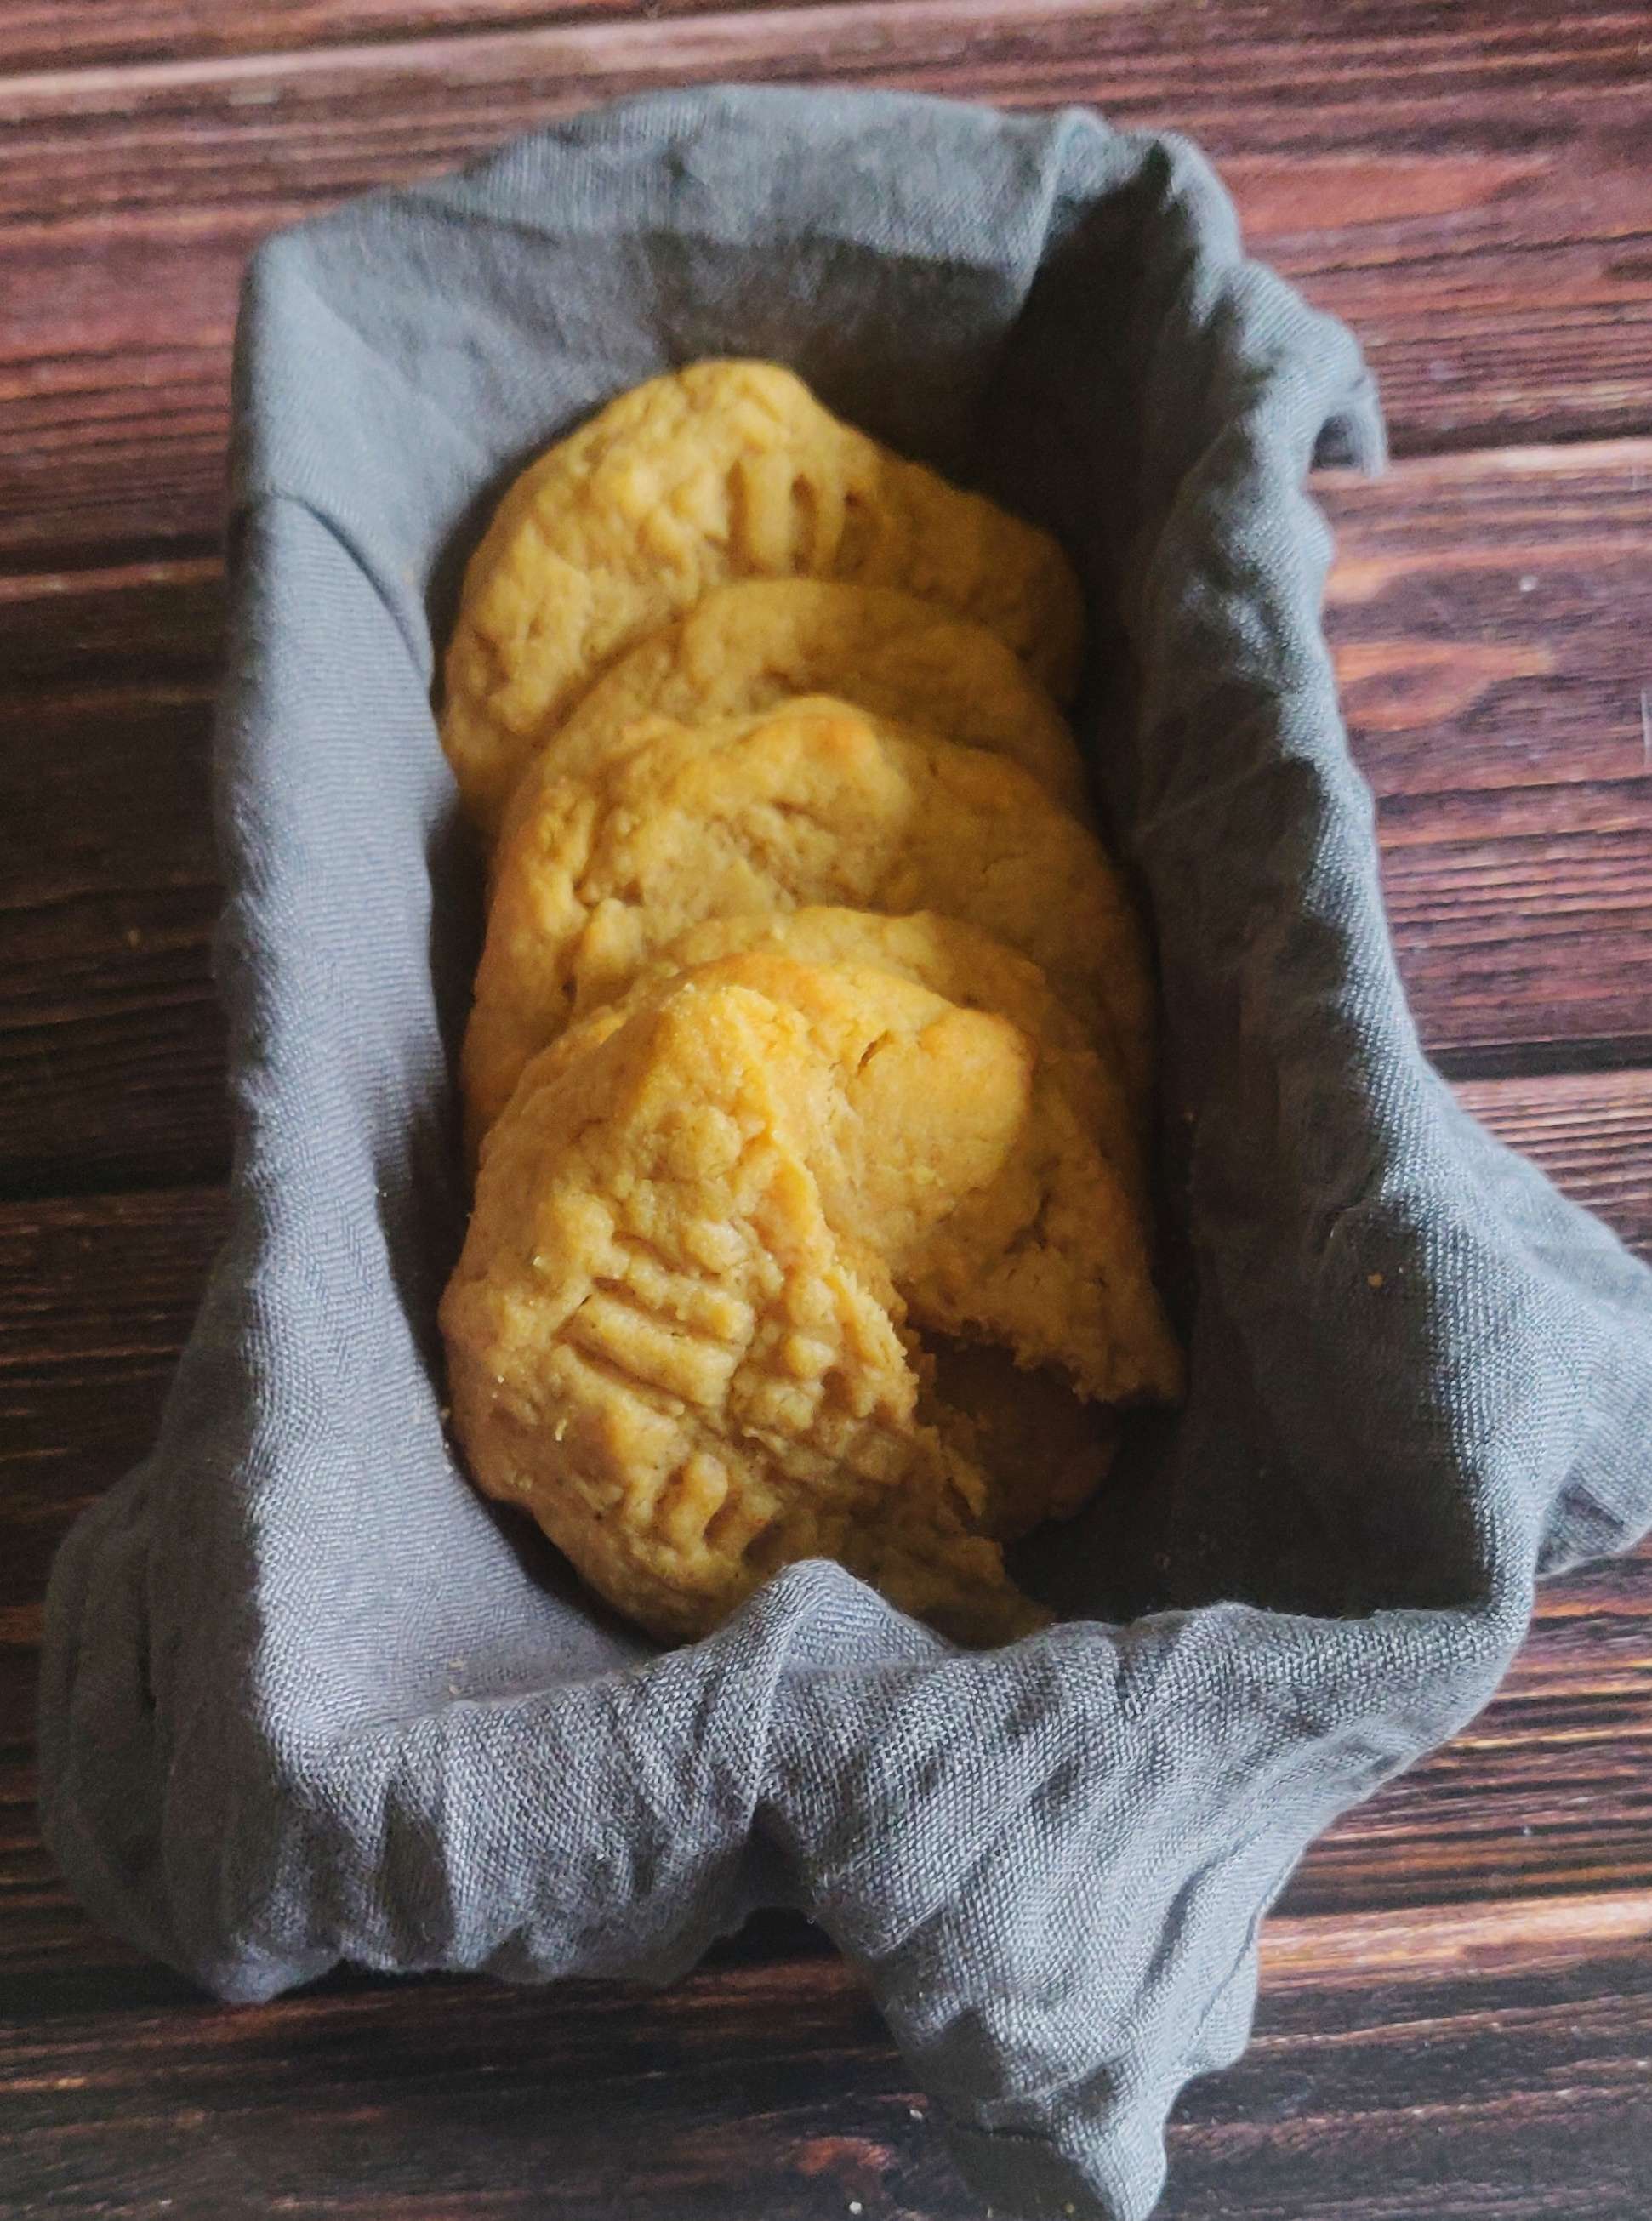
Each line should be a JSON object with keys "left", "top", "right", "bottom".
{"left": 495, "top": 578, "right": 1091, "bottom": 848}
{"left": 441, "top": 362, "right": 1085, "bottom": 833}
{"left": 461, "top": 698, "right": 1152, "bottom": 1148}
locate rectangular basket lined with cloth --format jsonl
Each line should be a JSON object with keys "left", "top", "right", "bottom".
{"left": 41, "top": 87, "right": 1652, "bottom": 2221}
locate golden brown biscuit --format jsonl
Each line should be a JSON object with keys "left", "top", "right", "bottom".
{"left": 441, "top": 362, "right": 1085, "bottom": 834}
{"left": 461, "top": 697, "right": 1152, "bottom": 1148}
{"left": 441, "top": 956, "right": 1181, "bottom": 1643}
{"left": 503, "top": 944, "right": 1177, "bottom": 1400}
{"left": 496, "top": 579, "right": 1091, "bottom": 849}
{"left": 444, "top": 971, "right": 1031, "bottom": 1643}
{"left": 527, "top": 906, "right": 1145, "bottom": 1209}
{"left": 504, "top": 913, "right": 1152, "bottom": 1539}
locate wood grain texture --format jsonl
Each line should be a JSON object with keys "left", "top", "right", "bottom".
{"left": 4, "top": 13, "right": 1652, "bottom": 2214}
{"left": 1320, "top": 441, "right": 1652, "bottom": 1073}
{"left": 3, "top": 0, "right": 1650, "bottom": 564}
{"left": 0, "top": 1187, "right": 226, "bottom": 1612}
{"left": 3, "top": 1903, "right": 1651, "bottom": 2218}
{"left": 5, "top": 0, "right": 847, "bottom": 72}
{"left": 1319, "top": 442, "right": 1652, "bottom": 801}
{"left": 0, "top": 553, "right": 222, "bottom": 683}
{"left": 1454, "top": 1069, "right": 1652, "bottom": 1249}
{"left": 0, "top": 679, "right": 224, "bottom": 1193}
{"left": 3, "top": 441, "right": 1649, "bottom": 1192}
{"left": 1, "top": 0, "right": 1649, "bottom": 91}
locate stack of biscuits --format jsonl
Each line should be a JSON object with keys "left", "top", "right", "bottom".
{"left": 437, "top": 362, "right": 1182, "bottom": 1646}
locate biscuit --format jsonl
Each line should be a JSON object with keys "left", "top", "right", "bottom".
{"left": 531, "top": 906, "right": 1144, "bottom": 1208}
{"left": 509, "top": 943, "right": 1176, "bottom": 1398}
{"left": 496, "top": 578, "right": 1090, "bottom": 849}
{"left": 441, "top": 362, "right": 1085, "bottom": 833}
{"left": 441, "top": 957, "right": 1181, "bottom": 1642}
{"left": 461, "top": 697, "right": 1152, "bottom": 1147}
{"left": 507, "top": 914, "right": 1151, "bottom": 1532}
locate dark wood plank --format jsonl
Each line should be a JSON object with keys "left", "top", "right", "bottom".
{"left": 0, "top": 554, "right": 222, "bottom": 684}
{"left": 0, "top": 0, "right": 1647, "bottom": 99}
{"left": 3, "top": 441, "right": 1649, "bottom": 1190}
{"left": 2, "top": 1887, "right": 1650, "bottom": 2218}
{"left": 1453, "top": 1069, "right": 1652, "bottom": 1251}
{"left": 1382, "top": 785, "right": 1652, "bottom": 1075}
{"left": 0, "top": 676, "right": 224, "bottom": 1195}
{"left": 0, "top": 0, "right": 829, "bottom": 72}
{"left": 0, "top": 1186, "right": 226, "bottom": 1615}
{"left": 1319, "top": 441, "right": 1652, "bottom": 800}
{"left": 2, "top": 0, "right": 1650, "bottom": 566}
{"left": 1319, "top": 441, "right": 1652, "bottom": 1074}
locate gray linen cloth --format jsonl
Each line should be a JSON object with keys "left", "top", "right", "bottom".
{"left": 39, "top": 88, "right": 1652, "bottom": 2221}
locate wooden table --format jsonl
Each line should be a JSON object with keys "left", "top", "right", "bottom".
{"left": 4, "top": 6, "right": 1651, "bottom": 2216}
